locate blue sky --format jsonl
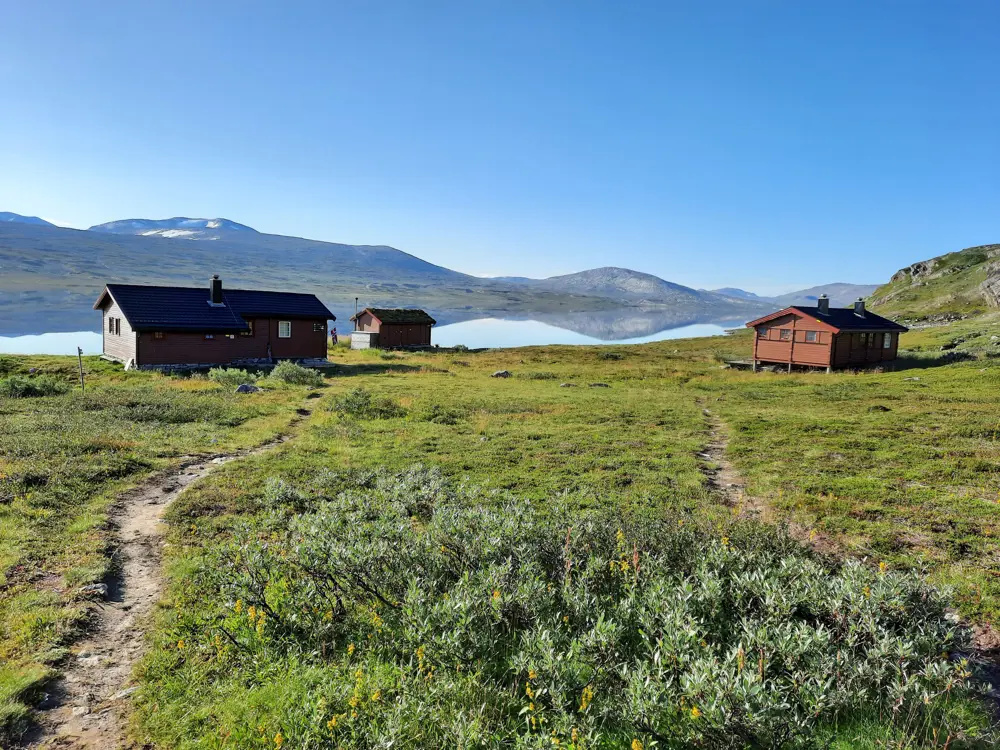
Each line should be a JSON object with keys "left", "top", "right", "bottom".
{"left": 1, "top": 1, "right": 997, "bottom": 294}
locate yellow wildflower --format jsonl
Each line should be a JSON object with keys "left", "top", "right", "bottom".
{"left": 348, "top": 696, "right": 359, "bottom": 708}
{"left": 327, "top": 715, "right": 338, "bottom": 729}
{"left": 691, "top": 706, "right": 702, "bottom": 719}
{"left": 529, "top": 702, "right": 536, "bottom": 712}
{"left": 579, "top": 685, "right": 594, "bottom": 712}
{"left": 526, "top": 682, "right": 535, "bottom": 699}
{"left": 274, "top": 731, "right": 284, "bottom": 748}
{"left": 571, "top": 728, "right": 579, "bottom": 742}
{"left": 234, "top": 599, "right": 243, "bottom": 613}
{"left": 721, "top": 536, "right": 730, "bottom": 547}
{"left": 632, "top": 740, "right": 644, "bottom": 750}
{"left": 177, "top": 639, "right": 185, "bottom": 649}
{"left": 248, "top": 605, "right": 257, "bottom": 621}
{"left": 348, "top": 643, "right": 355, "bottom": 655}
{"left": 528, "top": 669, "right": 537, "bottom": 680}
{"left": 809, "top": 529, "right": 817, "bottom": 542}
{"left": 863, "top": 586, "right": 871, "bottom": 598}
{"left": 371, "top": 690, "right": 381, "bottom": 703}
{"left": 492, "top": 589, "right": 501, "bottom": 601}
{"left": 879, "top": 561, "right": 888, "bottom": 574}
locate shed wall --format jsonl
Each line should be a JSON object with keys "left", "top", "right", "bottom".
{"left": 100, "top": 297, "right": 137, "bottom": 363}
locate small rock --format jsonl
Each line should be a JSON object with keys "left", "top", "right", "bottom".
{"left": 235, "top": 383, "right": 262, "bottom": 394}
{"left": 480, "top": 437, "right": 488, "bottom": 442}
{"left": 79, "top": 583, "right": 109, "bottom": 599}
{"left": 71, "top": 706, "right": 91, "bottom": 717}
{"left": 28, "top": 367, "right": 37, "bottom": 374}
{"left": 589, "top": 383, "right": 610, "bottom": 388}
{"left": 903, "top": 376, "right": 920, "bottom": 381}
{"left": 945, "top": 612, "right": 960, "bottom": 624}
{"left": 491, "top": 370, "right": 512, "bottom": 378}
{"left": 991, "top": 335, "right": 999, "bottom": 341}
{"left": 113, "top": 687, "right": 139, "bottom": 700}
{"left": 558, "top": 383, "right": 576, "bottom": 388}
{"left": 867, "top": 405, "right": 891, "bottom": 412}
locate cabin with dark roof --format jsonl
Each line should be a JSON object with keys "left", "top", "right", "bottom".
{"left": 93, "top": 276, "right": 335, "bottom": 368}
{"left": 745, "top": 296, "right": 908, "bottom": 372}
{"left": 349, "top": 308, "right": 436, "bottom": 349}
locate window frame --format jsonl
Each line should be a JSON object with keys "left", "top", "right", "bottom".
{"left": 757, "top": 327, "right": 769, "bottom": 339}
{"left": 313, "top": 321, "right": 325, "bottom": 333}
{"left": 779, "top": 328, "right": 792, "bottom": 341}
{"left": 153, "top": 331, "right": 164, "bottom": 340}
{"left": 205, "top": 333, "right": 215, "bottom": 340}
{"left": 114, "top": 318, "right": 120, "bottom": 336}
{"left": 108, "top": 317, "right": 115, "bottom": 334}
{"left": 804, "top": 330, "right": 818, "bottom": 343}
{"left": 883, "top": 332, "right": 892, "bottom": 349}
{"left": 278, "top": 320, "right": 292, "bottom": 339}
{"left": 239, "top": 320, "right": 255, "bottom": 338}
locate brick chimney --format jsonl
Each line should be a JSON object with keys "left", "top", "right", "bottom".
{"left": 209, "top": 274, "right": 224, "bottom": 306}
{"left": 854, "top": 297, "right": 866, "bottom": 317}
{"left": 817, "top": 294, "right": 830, "bottom": 315}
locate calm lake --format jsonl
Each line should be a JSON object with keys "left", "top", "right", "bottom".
{"left": 0, "top": 317, "right": 738, "bottom": 356}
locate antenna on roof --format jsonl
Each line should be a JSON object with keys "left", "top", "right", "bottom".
{"left": 355, "top": 297, "right": 359, "bottom": 331}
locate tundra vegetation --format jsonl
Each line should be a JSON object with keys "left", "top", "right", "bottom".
{"left": 2, "top": 325, "right": 1000, "bottom": 747}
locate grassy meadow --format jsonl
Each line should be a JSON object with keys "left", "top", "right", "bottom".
{"left": 0, "top": 354, "right": 306, "bottom": 738}
{"left": 2, "top": 327, "right": 1000, "bottom": 747}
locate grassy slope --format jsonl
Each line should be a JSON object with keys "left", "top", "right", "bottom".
{"left": 0, "top": 356, "right": 305, "bottom": 739}
{"left": 870, "top": 245, "right": 999, "bottom": 321}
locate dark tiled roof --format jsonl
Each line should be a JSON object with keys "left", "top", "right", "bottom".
{"left": 350, "top": 307, "right": 437, "bottom": 325}
{"left": 789, "top": 306, "right": 908, "bottom": 332}
{"left": 96, "top": 284, "right": 334, "bottom": 332}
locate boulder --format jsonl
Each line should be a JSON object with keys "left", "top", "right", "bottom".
{"left": 559, "top": 383, "right": 576, "bottom": 388}
{"left": 491, "top": 370, "right": 512, "bottom": 378}
{"left": 589, "top": 383, "right": 611, "bottom": 388}
{"left": 79, "top": 583, "right": 109, "bottom": 599}
{"left": 867, "top": 405, "right": 891, "bottom": 412}
{"left": 235, "top": 383, "right": 263, "bottom": 393}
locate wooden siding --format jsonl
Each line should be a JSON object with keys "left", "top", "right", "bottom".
{"left": 753, "top": 310, "right": 902, "bottom": 369}
{"left": 134, "top": 316, "right": 328, "bottom": 366}
{"left": 752, "top": 313, "right": 833, "bottom": 368}
{"left": 99, "top": 297, "right": 137, "bottom": 363}
{"left": 831, "top": 331, "right": 899, "bottom": 367}
{"left": 354, "top": 312, "right": 432, "bottom": 347}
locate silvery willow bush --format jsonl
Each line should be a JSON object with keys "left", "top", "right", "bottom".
{"left": 157, "top": 467, "right": 990, "bottom": 748}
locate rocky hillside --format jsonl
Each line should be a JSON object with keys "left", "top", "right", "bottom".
{"left": 870, "top": 244, "right": 1000, "bottom": 322}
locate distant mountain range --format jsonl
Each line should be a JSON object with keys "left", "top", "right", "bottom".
{"left": 0, "top": 212, "right": 54, "bottom": 227}
{"left": 709, "top": 283, "right": 880, "bottom": 308}
{"left": 0, "top": 211, "right": 877, "bottom": 337}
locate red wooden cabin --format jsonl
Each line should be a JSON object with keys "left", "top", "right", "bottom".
{"left": 745, "top": 296, "right": 908, "bottom": 372}
{"left": 349, "top": 308, "right": 436, "bottom": 348}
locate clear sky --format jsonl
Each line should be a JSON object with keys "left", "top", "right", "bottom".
{"left": 1, "top": 1, "right": 997, "bottom": 294}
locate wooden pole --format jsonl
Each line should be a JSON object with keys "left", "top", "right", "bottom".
{"left": 77, "top": 347, "right": 85, "bottom": 393}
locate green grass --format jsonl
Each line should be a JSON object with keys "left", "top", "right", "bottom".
{"left": 4, "top": 332, "right": 1000, "bottom": 747}
{"left": 0, "top": 356, "right": 306, "bottom": 742}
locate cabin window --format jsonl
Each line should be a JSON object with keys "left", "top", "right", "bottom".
{"left": 805, "top": 330, "right": 818, "bottom": 343}
{"left": 278, "top": 321, "right": 292, "bottom": 338}
{"left": 757, "top": 327, "right": 769, "bottom": 339}
{"left": 779, "top": 329, "right": 791, "bottom": 341}
{"left": 883, "top": 332, "right": 892, "bottom": 349}
{"left": 108, "top": 317, "right": 114, "bottom": 334}
{"left": 153, "top": 332, "right": 164, "bottom": 340}
{"left": 313, "top": 322, "right": 324, "bottom": 332}
{"left": 240, "top": 320, "right": 254, "bottom": 337}
{"left": 114, "top": 318, "right": 120, "bottom": 336}
{"left": 858, "top": 333, "right": 868, "bottom": 347}
{"left": 205, "top": 334, "right": 214, "bottom": 340}
{"left": 226, "top": 334, "right": 235, "bottom": 340}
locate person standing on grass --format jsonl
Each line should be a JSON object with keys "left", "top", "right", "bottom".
{"left": 331, "top": 327, "right": 338, "bottom": 345}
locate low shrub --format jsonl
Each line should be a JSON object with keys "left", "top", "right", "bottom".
{"left": 153, "top": 468, "right": 989, "bottom": 749}
{"left": 0, "top": 375, "right": 69, "bottom": 399}
{"left": 417, "top": 403, "right": 467, "bottom": 425}
{"left": 207, "top": 368, "right": 259, "bottom": 389}
{"left": 269, "top": 360, "right": 325, "bottom": 387}
{"left": 597, "top": 351, "right": 624, "bottom": 361}
{"left": 329, "top": 387, "right": 407, "bottom": 419}
{"left": 519, "top": 371, "right": 559, "bottom": 380}
{"left": 452, "top": 344, "right": 470, "bottom": 352}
